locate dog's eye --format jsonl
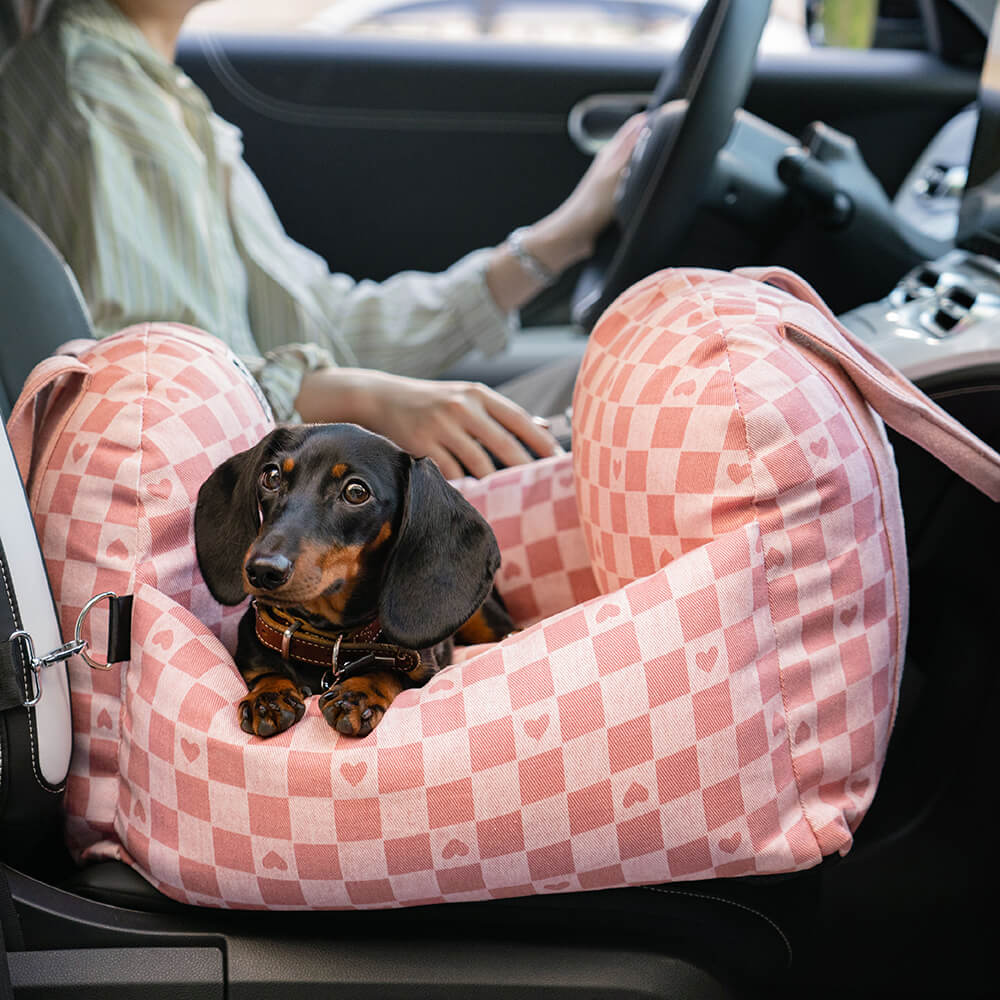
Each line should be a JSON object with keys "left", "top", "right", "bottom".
{"left": 343, "top": 480, "right": 371, "bottom": 505}
{"left": 259, "top": 464, "right": 282, "bottom": 492}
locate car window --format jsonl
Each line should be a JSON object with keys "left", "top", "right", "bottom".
{"left": 182, "top": 0, "right": 813, "bottom": 54}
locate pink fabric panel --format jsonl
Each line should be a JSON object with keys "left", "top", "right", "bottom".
{"left": 111, "top": 521, "right": 816, "bottom": 909}
{"left": 455, "top": 453, "right": 599, "bottom": 626}
{"left": 25, "top": 325, "right": 274, "bottom": 856}
{"left": 572, "top": 268, "right": 907, "bottom": 855}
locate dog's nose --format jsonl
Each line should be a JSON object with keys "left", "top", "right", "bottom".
{"left": 245, "top": 554, "right": 293, "bottom": 591}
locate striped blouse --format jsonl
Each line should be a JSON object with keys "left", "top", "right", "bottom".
{"left": 0, "top": 0, "right": 514, "bottom": 420}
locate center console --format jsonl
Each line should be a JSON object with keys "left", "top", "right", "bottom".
{"left": 840, "top": 4, "right": 1000, "bottom": 386}
{"left": 840, "top": 249, "right": 1000, "bottom": 383}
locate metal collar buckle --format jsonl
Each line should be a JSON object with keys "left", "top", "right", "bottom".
{"left": 280, "top": 618, "right": 302, "bottom": 660}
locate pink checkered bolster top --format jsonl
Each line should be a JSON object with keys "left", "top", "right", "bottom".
{"left": 8, "top": 269, "right": 998, "bottom": 910}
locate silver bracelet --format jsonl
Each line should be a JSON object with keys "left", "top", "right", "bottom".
{"left": 506, "top": 226, "right": 557, "bottom": 287}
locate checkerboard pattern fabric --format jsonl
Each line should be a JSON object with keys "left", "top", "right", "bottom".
{"left": 10, "top": 270, "right": 998, "bottom": 909}
{"left": 8, "top": 324, "right": 274, "bottom": 859}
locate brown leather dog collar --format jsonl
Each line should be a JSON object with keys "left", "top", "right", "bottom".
{"left": 253, "top": 602, "right": 422, "bottom": 683}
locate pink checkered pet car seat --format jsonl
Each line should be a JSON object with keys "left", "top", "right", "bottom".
{"left": 8, "top": 268, "right": 1000, "bottom": 910}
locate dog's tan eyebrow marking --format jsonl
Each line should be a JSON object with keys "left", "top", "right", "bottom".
{"left": 331, "top": 463, "right": 348, "bottom": 479}
{"left": 282, "top": 458, "right": 295, "bottom": 474}
{"left": 367, "top": 521, "right": 392, "bottom": 549}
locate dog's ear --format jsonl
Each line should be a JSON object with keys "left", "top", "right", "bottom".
{"left": 194, "top": 427, "right": 302, "bottom": 605}
{"left": 379, "top": 457, "right": 501, "bottom": 649}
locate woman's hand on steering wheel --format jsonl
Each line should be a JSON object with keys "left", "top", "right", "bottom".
{"left": 485, "top": 113, "right": 647, "bottom": 312}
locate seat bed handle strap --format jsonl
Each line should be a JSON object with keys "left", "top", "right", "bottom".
{"left": 737, "top": 264, "right": 1000, "bottom": 501}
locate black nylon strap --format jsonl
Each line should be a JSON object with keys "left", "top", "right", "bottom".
{"left": 0, "top": 643, "right": 23, "bottom": 713}
{"left": 0, "top": 537, "right": 24, "bottom": 714}
{"left": 106, "top": 594, "right": 133, "bottom": 665}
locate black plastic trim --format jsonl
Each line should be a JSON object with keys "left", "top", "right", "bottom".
{"left": 8, "top": 947, "right": 224, "bottom": 1000}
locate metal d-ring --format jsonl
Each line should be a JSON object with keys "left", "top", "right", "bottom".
{"left": 74, "top": 591, "right": 119, "bottom": 670}
{"left": 319, "top": 635, "right": 344, "bottom": 692}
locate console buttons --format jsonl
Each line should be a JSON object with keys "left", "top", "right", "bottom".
{"left": 945, "top": 285, "right": 976, "bottom": 309}
{"left": 932, "top": 308, "right": 961, "bottom": 332}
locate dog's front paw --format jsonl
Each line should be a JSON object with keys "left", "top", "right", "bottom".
{"left": 319, "top": 672, "right": 403, "bottom": 737}
{"left": 239, "top": 679, "right": 306, "bottom": 738}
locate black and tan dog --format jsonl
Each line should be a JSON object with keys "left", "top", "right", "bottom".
{"left": 194, "top": 424, "right": 513, "bottom": 738}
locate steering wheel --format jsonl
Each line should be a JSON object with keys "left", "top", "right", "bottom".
{"left": 572, "top": 0, "right": 772, "bottom": 331}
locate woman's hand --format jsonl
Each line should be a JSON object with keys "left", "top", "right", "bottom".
{"left": 486, "top": 113, "right": 647, "bottom": 310}
{"left": 552, "top": 110, "right": 648, "bottom": 254}
{"left": 295, "top": 367, "right": 562, "bottom": 479}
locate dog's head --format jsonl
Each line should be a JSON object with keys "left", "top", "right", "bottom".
{"left": 194, "top": 424, "right": 501, "bottom": 649}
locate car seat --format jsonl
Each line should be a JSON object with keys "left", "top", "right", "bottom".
{"left": 0, "top": 191, "right": 93, "bottom": 418}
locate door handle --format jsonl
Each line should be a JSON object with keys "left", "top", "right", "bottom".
{"left": 568, "top": 93, "right": 651, "bottom": 154}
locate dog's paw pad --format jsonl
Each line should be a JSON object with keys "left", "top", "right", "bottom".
{"left": 319, "top": 684, "right": 388, "bottom": 737}
{"left": 239, "top": 686, "right": 305, "bottom": 738}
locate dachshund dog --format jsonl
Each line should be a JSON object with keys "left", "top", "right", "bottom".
{"left": 194, "top": 424, "right": 514, "bottom": 738}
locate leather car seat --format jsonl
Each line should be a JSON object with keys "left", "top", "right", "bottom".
{"left": 0, "top": 190, "right": 93, "bottom": 418}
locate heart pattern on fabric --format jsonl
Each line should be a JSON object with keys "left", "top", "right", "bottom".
{"left": 106, "top": 539, "right": 129, "bottom": 560}
{"left": 340, "top": 762, "right": 367, "bottom": 787}
{"left": 146, "top": 479, "right": 172, "bottom": 499}
{"left": 719, "top": 831, "right": 742, "bottom": 854}
{"left": 152, "top": 630, "right": 173, "bottom": 650}
{"left": 696, "top": 647, "right": 719, "bottom": 672}
{"left": 524, "top": 715, "right": 549, "bottom": 740}
{"left": 596, "top": 604, "right": 621, "bottom": 623}
{"left": 96, "top": 708, "right": 113, "bottom": 729}
{"left": 442, "top": 839, "right": 469, "bottom": 860}
{"left": 181, "top": 739, "right": 200, "bottom": 763}
{"left": 810, "top": 439, "right": 829, "bottom": 458}
{"left": 840, "top": 605, "right": 858, "bottom": 626}
{"left": 727, "top": 463, "right": 751, "bottom": 484}
{"left": 262, "top": 851, "right": 288, "bottom": 871}
{"left": 623, "top": 782, "right": 649, "bottom": 809}
{"left": 673, "top": 379, "right": 696, "bottom": 396}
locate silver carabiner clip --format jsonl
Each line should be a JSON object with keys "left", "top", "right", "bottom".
{"left": 8, "top": 630, "right": 42, "bottom": 707}
{"left": 7, "top": 630, "right": 86, "bottom": 707}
